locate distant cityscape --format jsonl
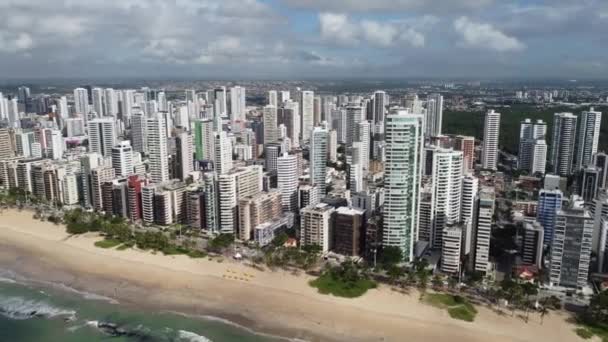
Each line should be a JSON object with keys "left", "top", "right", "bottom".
{"left": 1, "top": 79, "right": 608, "bottom": 299}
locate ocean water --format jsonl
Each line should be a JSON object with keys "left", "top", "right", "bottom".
{"left": 0, "top": 271, "right": 286, "bottom": 342}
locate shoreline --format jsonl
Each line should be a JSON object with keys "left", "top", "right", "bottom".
{"left": 0, "top": 209, "right": 584, "bottom": 341}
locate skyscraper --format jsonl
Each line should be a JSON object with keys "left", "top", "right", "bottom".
{"left": 111, "top": 140, "right": 133, "bottom": 177}
{"left": 551, "top": 112, "right": 577, "bottom": 176}
{"left": 549, "top": 199, "right": 593, "bottom": 289}
{"left": 146, "top": 113, "right": 169, "bottom": 183}
{"left": 87, "top": 117, "right": 116, "bottom": 157}
{"left": 441, "top": 225, "right": 463, "bottom": 275}
{"left": 373, "top": 91, "right": 387, "bottom": 124}
{"left": 229, "top": 86, "right": 246, "bottom": 123}
{"left": 345, "top": 104, "right": 364, "bottom": 146}
{"left": 300, "top": 91, "right": 314, "bottom": 142}
{"left": 426, "top": 93, "right": 443, "bottom": 137}
{"left": 214, "top": 131, "right": 233, "bottom": 175}
{"left": 277, "top": 153, "right": 298, "bottom": 212}
{"left": 461, "top": 174, "right": 479, "bottom": 255}
{"left": 267, "top": 90, "right": 278, "bottom": 107}
{"left": 310, "top": 127, "right": 328, "bottom": 196}
{"left": 301, "top": 203, "right": 335, "bottom": 253}
{"left": 472, "top": 187, "right": 495, "bottom": 274}
{"left": 429, "top": 148, "right": 463, "bottom": 249}
{"left": 175, "top": 132, "right": 193, "bottom": 181}
{"left": 481, "top": 110, "right": 500, "bottom": 171}
{"left": 91, "top": 88, "right": 105, "bottom": 117}
{"left": 193, "top": 118, "right": 215, "bottom": 161}
{"left": 575, "top": 108, "right": 602, "bottom": 171}
{"left": 382, "top": 110, "right": 424, "bottom": 261}
{"left": 518, "top": 119, "right": 547, "bottom": 172}
{"left": 537, "top": 189, "right": 563, "bottom": 245}
{"left": 73, "top": 87, "right": 89, "bottom": 118}
{"left": 263, "top": 105, "right": 278, "bottom": 145}
{"left": 454, "top": 135, "right": 475, "bottom": 173}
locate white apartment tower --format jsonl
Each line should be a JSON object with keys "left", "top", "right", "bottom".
{"left": 310, "top": 127, "right": 328, "bottom": 196}
{"left": 277, "top": 153, "right": 298, "bottom": 212}
{"left": 481, "top": 110, "right": 501, "bottom": 171}
{"left": 382, "top": 110, "right": 424, "bottom": 262}
{"left": 575, "top": 108, "right": 602, "bottom": 171}
{"left": 441, "top": 225, "right": 463, "bottom": 275}
{"left": 461, "top": 174, "right": 479, "bottom": 255}
{"left": 429, "top": 148, "right": 463, "bottom": 249}
{"left": 300, "top": 203, "right": 335, "bottom": 253}
{"left": 146, "top": 113, "right": 169, "bottom": 183}
{"left": 472, "top": 187, "right": 495, "bottom": 274}
{"left": 230, "top": 86, "right": 246, "bottom": 123}
{"left": 551, "top": 112, "right": 578, "bottom": 176}
{"left": 426, "top": 93, "right": 443, "bottom": 137}
{"left": 300, "top": 90, "right": 314, "bottom": 142}
{"left": 214, "top": 131, "right": 233, "bottom": 175}
{"left": 111, "top": 140, "right": 133, "bottom": 177}
{"left": 87, "top": 117, "right": 116, "bottom": 157}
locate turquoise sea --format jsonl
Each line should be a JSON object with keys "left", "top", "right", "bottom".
{"left": 0, "top": 270, "right": 286, "bottom": 342}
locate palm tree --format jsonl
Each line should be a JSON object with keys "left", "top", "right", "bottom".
{"left": 432, "top": 275, "right": 444, "bottom": 289}
{"left": 539, "top": 306, "right": 549, "bottom": 325}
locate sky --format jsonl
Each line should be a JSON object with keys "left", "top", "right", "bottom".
{"left": 0, "top": 0, "right": 607, "bottom": 80}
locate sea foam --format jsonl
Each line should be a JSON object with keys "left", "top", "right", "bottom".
{"left": 178, "top": 330, "right": 213, "bottom": 342}
{"left": 0, "top": 295, "right": 76, "bottom": 320}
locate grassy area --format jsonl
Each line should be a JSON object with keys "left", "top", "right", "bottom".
{"left": 309, "top": 272, "right": 377, "bottom": 298}
{"left": 575, "top": 328, "right": 594, "bottom": 339}
{"left": 116, "top": 244, "right": 130, "bottom": 251}
{"left": 424, "top": 293, "right": 478, "bottom": 322}
{"left": 575, "top": 323, "right": 608, "bottom": 341}
{"left": 186, "top": 250, "right": 207, "bottom": 258}
{"left": 94, "top": 239, "right": 122, "bottom": 249}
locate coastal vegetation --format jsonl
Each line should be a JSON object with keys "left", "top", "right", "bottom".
{"left": 310, "top": 261, "right": 377, "bottom": 298}
{"left": 443, "top": 104, "right": 608, "bottom": 154}
{"left": 576, "top": 290, "right": 608, "bottom": 341}
{"left": 424, "top": 293, "right": 478, "bottom": 322}
{"left": 62, "top": 209, "right": 206, "bottom": 258}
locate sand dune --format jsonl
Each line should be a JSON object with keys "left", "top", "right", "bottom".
{"left": 0, "top": 209, "right": 582, "bottom": 341}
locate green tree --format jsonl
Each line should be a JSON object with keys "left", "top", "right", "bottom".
{"left": 432, "top": 275, "right": 444, "bottom": 289}
{"left": 379, "top": 246, "right": 403, "bottom": 268}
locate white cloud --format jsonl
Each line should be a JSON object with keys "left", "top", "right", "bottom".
{"left": 454, "top": 16, "right": 524, "bottom": 52}
{"left": 0, "top": 31, "right": 33, "bottom": 53}
{"left": 284, "top": 0, "right": 494, "bottom": 13}
{"left": 319, "top": 12, "right": 427, "bottom": 48}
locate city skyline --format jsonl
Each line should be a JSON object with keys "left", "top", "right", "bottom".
{"left": 0, "top": 1, "right": 607, "bottom": 79}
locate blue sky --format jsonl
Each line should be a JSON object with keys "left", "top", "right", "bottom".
{"left": 0, "top": 0, "right": 606, "bottom": 79}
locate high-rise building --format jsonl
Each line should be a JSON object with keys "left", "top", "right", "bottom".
{"left": 575, "top": 108, "right": 602, "bottom": 171}
{"left": 551, "top": 112, "right": 577, "bottom": 176}
{"left": 217, "top": 166, "right": 263, "bottom": 234}
{"left": 425, "top": 93, "right": 443, "bottom": 137}
{"left": 310, "top": 127, "right": 328, "bottom": 196}
{"left": 522, "top": 221, "right": 544, "bottom": 268}
{"left": 429, "top": 148, "right": 463, "bottom": 249}
{"left": 461, "top": 174, "right": 479, "bottom": 255}
{"left": 580, "top": 167, "right": 600, "bottom": 202}
{"left": 301, "top": 203, "right": 335, "bottom": 253}
{"left": 146, "top": 113, "right": 169, "bottom": 183}
{"left": 441, "top": 225, "right": 463, "bottom": 275}
{"left": 298, "top": 184, "right": 320, "bottom": 209}
{"left": 193, "top": 118, "right": 215, "bottom": 161}
{"left": 472, "top": 187, "right": 495, "bottom": 274}
{"left": 300, "top": 91, "right": 314, "bottom": 142}
{"left": 91, "top": 88, "right": 104, "bottom": 117}
{"left": 518, "top": 119, "right": 547, "bottom": 173}
{"left": 277, "top": 153, "right": 298, "bottom": 212}
{"left": 549, "top": 199, "right": 593, "bottom": 289}
{"left": 229, "top": 86, "right": 246, "bottom": 123}
{"left": 104, "top": 88, "right": 118, "bottom": 118}
{"left": 593, "top": 152, "right": 608, "bottom": 190}
{"left": 175, "top": 132, "right": 193, "bottom": 181}
{"left": 345, "top": 104, "right": 364, "bottom": 146}
{"left": 481, "top": 110, "right": 500, "bottom": 171}
{"left": 328, "top": 129, "right": 338, "bottom": 162}
{"left": 454, "top": 135, "right": 475, "bottom": 173}
{"left": 214, "top": 131, "right": 233, "bottom": 175}
{"left": 267, "top": 90, "right": 278, "bottom": 107}
{"left": 238, "top": 190, "right": 282, "bottom": 241}
{"left": 44, "top": 129, "right": 63, "bottom": 160}
{"left": 87, "top": 117, "right": 116, "bottom": 157}
{"left": 263, "top": 105, "right": 278, "bottom": 145}
{"left": 333, "top": 206, "right": 365, "bottom": 257}
{"left": 91, "top": 166, "right": 115, "bottom": 212}
{"left": 264, "top": 143, "right": 281, "bottom": 172}
{"left": 130, "top": 109, "right": 147, "bottom": 154}
{"left": 111, "top": 141, "right": 133, "bottom": 177}
{"left": 591, "top": 190, "right": 608, "bottom": 259}
{"left": 373, "top": 91, "right": 387, "bottom": 124}
{"left": 530, "top": 139, "right": 548, "bottom": 175}
{"left": 537, "top": 189, "right": 563, "bottom": 245}
{"left": 74, "top": 88, "right": 89, "bottom": 117}
{"left": 382, "top": 110, "right": 424, "bottom": 261}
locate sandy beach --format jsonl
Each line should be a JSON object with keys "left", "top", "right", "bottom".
{"left": 0, "top": 209, "right": 583, "bottom": 341}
